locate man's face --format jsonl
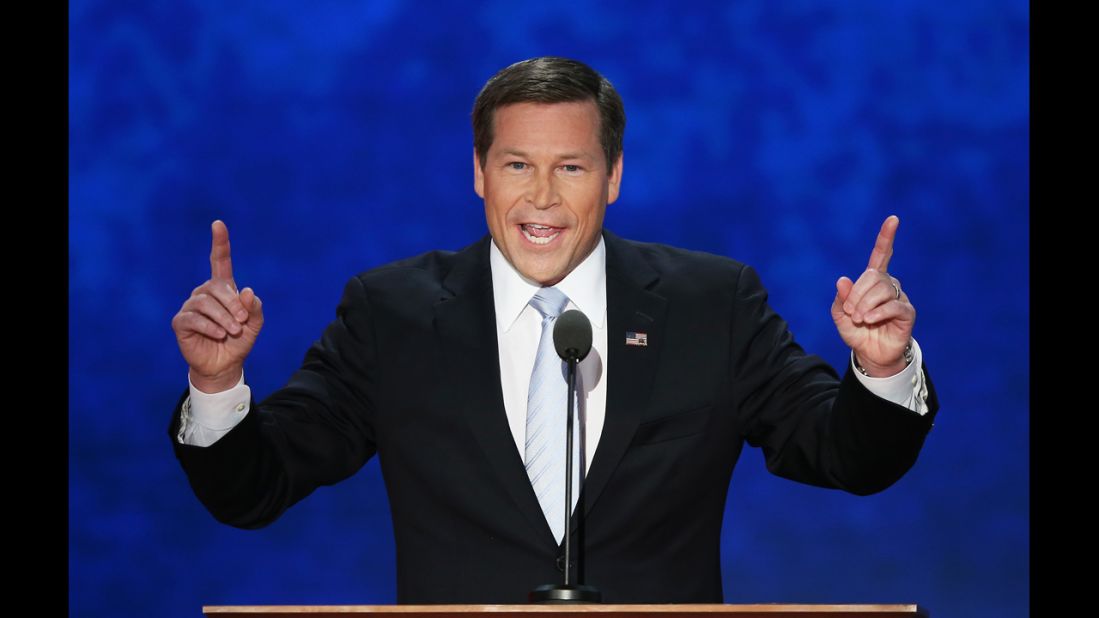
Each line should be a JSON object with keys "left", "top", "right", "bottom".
{"left": 475, "top": 100, "right": 623, "bottom": 286}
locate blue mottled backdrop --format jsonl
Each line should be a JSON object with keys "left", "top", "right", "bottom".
{"left": 69, "top": 1, "right": 1028, "bottom": 616}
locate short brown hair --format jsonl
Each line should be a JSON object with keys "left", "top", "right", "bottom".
{"left": 472, "top": 57, "right": 625, "bottom": 172}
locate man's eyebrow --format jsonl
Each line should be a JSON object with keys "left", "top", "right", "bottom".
{"left": 496, "top": 148, "right": 594, "bottom": 161}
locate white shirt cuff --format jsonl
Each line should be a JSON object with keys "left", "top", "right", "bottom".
{"left": 176, "top": 373, "right": 252, "bottom": 446}
{"left": 851, "top": 338, "right": 930, "bottom": 416}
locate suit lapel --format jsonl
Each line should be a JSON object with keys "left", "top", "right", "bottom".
{"left": 577, "top": 230, "right": 668, "bottom": 521}
{"left": 433, "top": 236, "right": 559, "bottom": 548}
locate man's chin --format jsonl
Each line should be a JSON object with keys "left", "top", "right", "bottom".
{"left": 513, "top": 258, "right": 568, "bottom": 287}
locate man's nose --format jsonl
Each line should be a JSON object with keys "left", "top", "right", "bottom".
{"left": 527, "top": 170, "right": 560, "bottom": 209}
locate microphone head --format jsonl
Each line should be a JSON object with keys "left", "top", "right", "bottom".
{"left": 553, "top": 310, "right": 593, "bottom": 362}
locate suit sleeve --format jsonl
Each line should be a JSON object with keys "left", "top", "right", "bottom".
{"left": 731, "top": 264, "right": 938, "bottom": 496}
{"left": 167, "top": 276, "right": 380, "bottom": 528}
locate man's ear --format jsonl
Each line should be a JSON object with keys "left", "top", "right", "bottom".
{"left": 473, "top": 149, "right": 485, "bottom": 198}
{"left": 606, "top": 152, "right": 624, "bottom": 205}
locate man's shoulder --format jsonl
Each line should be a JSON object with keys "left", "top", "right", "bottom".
{"left": 348, "top": 235, "right": 489, "bottom": 292}
{"left": 606, "top": 232, "right": 752, "bottom": 289}
{"left": 616, "top": 236, "right": 747, "bottom": 270}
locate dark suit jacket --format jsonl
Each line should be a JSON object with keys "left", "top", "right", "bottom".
{"left": 169, "top": 229, "right": 938, "bottom": 604}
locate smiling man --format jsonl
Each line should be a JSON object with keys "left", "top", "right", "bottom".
{"left": 170, "top": 57, "right": 939, "bottom": 604}
{"left": 475, "top": 99, "right": 621, "bottom": 286}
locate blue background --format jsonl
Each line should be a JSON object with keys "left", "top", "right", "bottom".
{"left": 69, "top": 1, "right": 1028, "bottom": 616}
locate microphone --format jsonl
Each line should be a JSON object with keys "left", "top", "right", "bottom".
{"left": 553, "top": 309, "right": 593, "bottom": 362}
{"left": 530, "top": 309, "right": 601, "bottom": 604}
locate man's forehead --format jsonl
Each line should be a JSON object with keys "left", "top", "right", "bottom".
{"left": 488, "top": 101, "right": 602, "bottom": 155}
{"left": 493, "top": 99, "right": 599, "bottom": 121}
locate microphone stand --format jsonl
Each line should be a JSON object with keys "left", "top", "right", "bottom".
{"left": 529, "top": 353, "right": 602, "bottom": 604}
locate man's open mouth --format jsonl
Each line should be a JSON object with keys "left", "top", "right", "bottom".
{"left": 519, "top": 223, "right": 562, "bottom": 245}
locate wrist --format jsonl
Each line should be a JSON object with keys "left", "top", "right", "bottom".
{"left": 854, "top": 341, "right": 914, "bottom": 378}
{"left": 189, "top": 366, "right": 244, "bottom": 394}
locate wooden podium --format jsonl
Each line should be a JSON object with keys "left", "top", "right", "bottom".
{"left": 202, "top": 605, "right": 929, "bottom": 617}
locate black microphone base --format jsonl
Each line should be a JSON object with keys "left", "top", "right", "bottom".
{"left": 528, "top": 584, "right": 602, "bottom": 604}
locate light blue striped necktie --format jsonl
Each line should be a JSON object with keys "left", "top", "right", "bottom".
{"left": 525, "top": 286, "right": 581, "bottom": 545}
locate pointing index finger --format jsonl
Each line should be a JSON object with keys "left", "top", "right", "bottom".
{"left": 210, "top": 220, "right": 236, "bottom": 288}
{"left": 866, "top": 215, "right": 900, "bottom": 273}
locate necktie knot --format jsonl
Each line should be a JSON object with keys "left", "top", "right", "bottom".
{"left": 529, "top": 287, "right": 570, "bottom": 320}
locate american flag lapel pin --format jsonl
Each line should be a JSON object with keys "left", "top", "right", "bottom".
{"left": 625, "top": 331, "right": 648, "bottom": 347}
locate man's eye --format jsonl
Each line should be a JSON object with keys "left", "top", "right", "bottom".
{"left": 508, "top": 162, "right": 527, "bottom": 171}
{"left": 562, "top": 165, "right": 582, "bottom": 173}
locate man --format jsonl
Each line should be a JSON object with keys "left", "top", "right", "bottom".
{"left": 170, "top": 57, "right": 937, "bottom": 604}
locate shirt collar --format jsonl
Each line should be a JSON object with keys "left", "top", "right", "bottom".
{"left": 489, "top": 234, "right": 608, "bottom": 333}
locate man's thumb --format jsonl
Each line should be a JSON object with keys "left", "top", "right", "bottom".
{"left": 240, "top": 287, "right": 262, "bottom": 315}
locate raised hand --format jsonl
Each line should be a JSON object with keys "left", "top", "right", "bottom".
{"left": 171, "top": 220, "right": 265, "bottom": 393}
{"left": 831, "top": 215, "right": 915, "bottom": 377}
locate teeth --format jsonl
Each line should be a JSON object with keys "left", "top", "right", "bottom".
{"left": 521, "top": 227, "right": 560, "bottom": 245}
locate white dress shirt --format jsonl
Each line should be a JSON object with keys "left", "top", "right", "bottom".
{"left": 178, "top": 239, "right": 930, "bottom": 456}
{"left": 490, "top": 237, "right": 609, "bottom": 475}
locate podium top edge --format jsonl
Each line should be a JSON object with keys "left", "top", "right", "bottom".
{"left": 203, "top": 604, "right": 927, "bottom": 615}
